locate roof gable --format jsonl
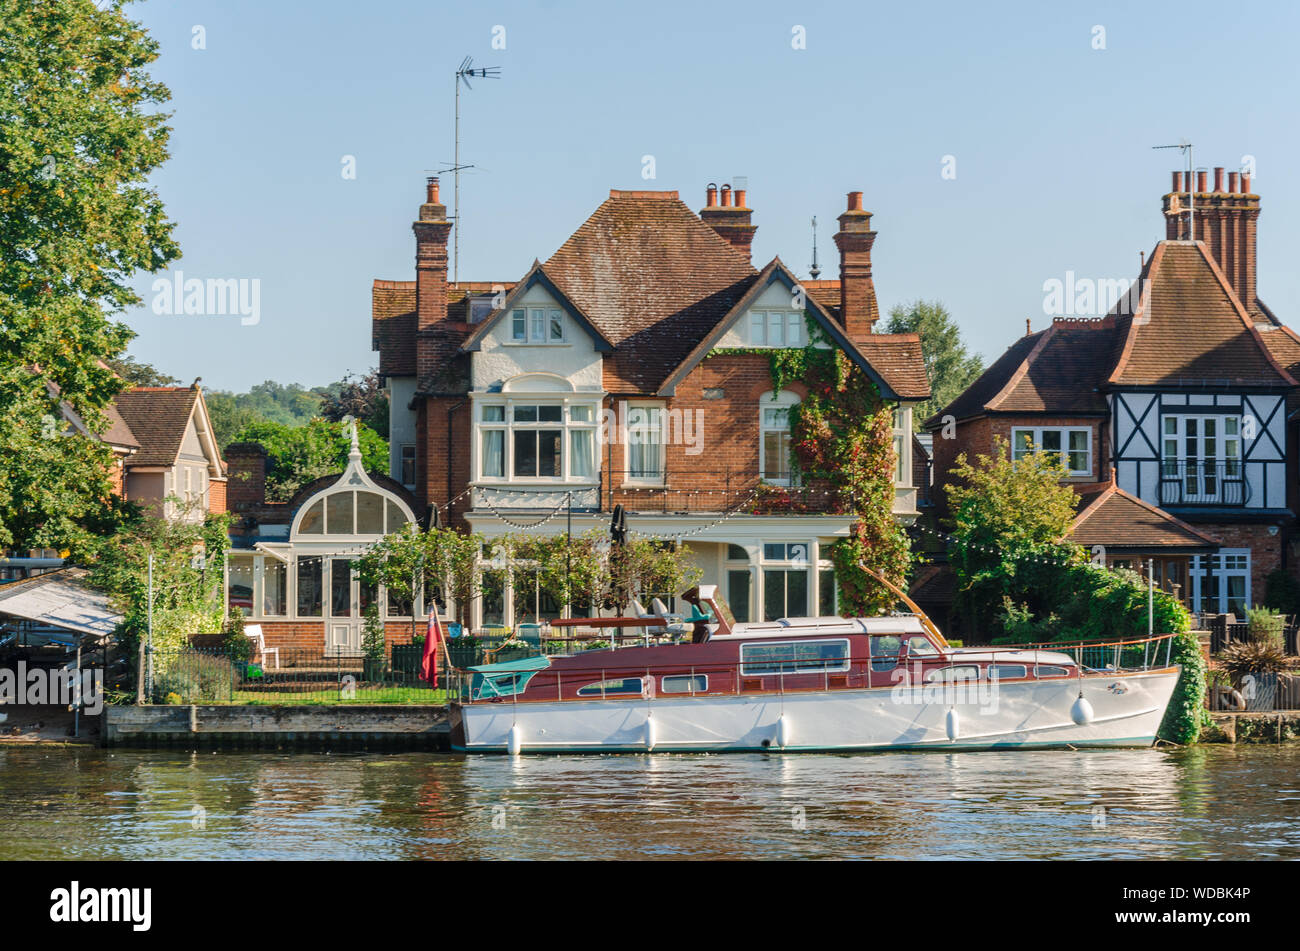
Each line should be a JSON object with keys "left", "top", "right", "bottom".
{"left": 1108, "top": 241, "right": 1295, "bottom": 388}
{"left": 655, "top": 258, "right": 928, "bottom": 400}
{"left": 460, "top": 261, "right": 613, "bottom": 354}
{"left": 112, "top": 387, "right": 223, "bottom": 472}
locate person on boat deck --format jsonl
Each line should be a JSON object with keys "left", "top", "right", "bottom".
{"left": 688, "top": 603, "right": 713, "bottom": 644}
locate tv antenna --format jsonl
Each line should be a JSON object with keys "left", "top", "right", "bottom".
{"left": 1153, "top": 139, "right": 1195, "bottom": 242}
{"left": 809, "top": 216, "right": 821, "bottom": 279}
{"left": 450, "top": 56, "right": 501, "bottom": 283}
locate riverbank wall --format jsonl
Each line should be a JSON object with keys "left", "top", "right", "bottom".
{"left": 98, "top": 705, "right": 1300, "bottom": 751}
{"left": 104, "top": 704, "right": 451, "bottom": 750}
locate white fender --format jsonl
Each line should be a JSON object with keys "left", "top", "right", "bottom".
{"left": 645, "top": 715, "right": 657, "bottom": 751}
{"left": 945, "top": 707, "right": 959, "bottom": 741}
{"left": 776, "top": 714, "right": 792, "bottom": 748}
{"left": 1070, "top": 694, "right": 1095, "bottom": 726}
{"left": 507, "top": 723, "right": 523, "bottom": 755}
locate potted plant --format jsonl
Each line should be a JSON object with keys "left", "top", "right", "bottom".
{"left": 494, "top": 636, "right": 535, "bottom": 663}
{"left": 1219, "top": 640, "right": 1288, "bottom": 712}
{"left": 361, "top": 605, "right": 388, "bottom": 682}
{"left": 582, "top": 639, "right": 612, "bottom": 652}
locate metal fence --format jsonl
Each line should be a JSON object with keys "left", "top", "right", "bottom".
{"left": 144, "top": 646, "right": 446, "bottom": 705}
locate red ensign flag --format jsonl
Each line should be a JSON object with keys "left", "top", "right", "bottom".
{"left": 420, "top": 608, "right": 442, "bottom": 688}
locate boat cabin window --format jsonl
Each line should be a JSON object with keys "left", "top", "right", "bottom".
{"left": 905, "top": 635, "right": 940, "bottom": 656}
{"left": 468, "top": 669, "right": 540, "bottom": 700}
{"left": 576, "top": 677, "right": 644, "bottom": 697}
{"left": 870, "top": 635, "right": 902, "bottom": 672}
{"left": 924, "top": 665, "right": 980, "bottom": 683}
{"left": 661, "top": 674, "right": 707, "bottom": 694}
{"left": 740, "top": 639, "right": 850, "bottom": 676}
{"left": 1035, "top": 665, "right": 1071, "bottom": 678}
{"left": 987, "top": 664, "right": 1028, "bottom": 681}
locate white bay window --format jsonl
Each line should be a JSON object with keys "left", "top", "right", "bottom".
{"left": 1012, "top": 426, "right": 1091, "bottom": 477}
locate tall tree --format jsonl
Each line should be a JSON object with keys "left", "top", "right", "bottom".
{"left": 319, "top": 369, "right": 389, "bottom": 436}
{"left": 105, "top": 353, "right": 180, "bottom": 387}
{"left": 945, "top": 437, "right": 1082, "bottom": 632}
{"left": 882, "top": 300, "right": 984, "bottom": 430}
{"left": 0, "top": 0, "right": 178, "bottom": 548}
{"left": 232, "top": 418, "right": 387, "bottom": 502}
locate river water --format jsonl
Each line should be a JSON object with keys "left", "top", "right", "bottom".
{"left": 0, "top": 745, "right": 1295, "bottom": 860}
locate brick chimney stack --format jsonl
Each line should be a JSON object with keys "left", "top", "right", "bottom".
{"left": 1164, "top": 165, "right": 1260, "bottom": 312}
{"left": 833, "top": 191, "right": 879, "bottom": 335}
{"left": 413, "top": 177, "right": 452, "bottom": 380}
{"left": 224, "top": 442, "right": 268, "bottom": 510}
{"left": 699, "top": 182, "right": 757, "bottom": 261}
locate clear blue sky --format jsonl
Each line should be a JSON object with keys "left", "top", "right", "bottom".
{"left": 120, "top": 0, "right": 1300, "bottom": 391}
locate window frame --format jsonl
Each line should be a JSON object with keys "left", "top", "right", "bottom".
{"left": 624, "top": 401, "right": 666, "bottom": 486}
{"left": 474, "top": 399, "right": 599, "bottom": 484}
{"left": 759, "top": 390, "right": 800, "bottom": 486}
{"left": 507, "top": 307, "right": 567, "bottom": 345}
{"left": 1010, "top": 425, "right": 1092, "bottom": 477}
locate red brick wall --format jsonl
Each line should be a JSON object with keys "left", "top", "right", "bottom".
{"left": 250, "top": 620, "right": 429, "bottom": 652}
{"left": 1193, "top": 522, "right": 1283, "bottom": 603}
{"left": 606, "top": 353, "right": 833, "bottom": 511}
{"left": 208, "top": 478, "right": 227, "bottom": 514}
{"left": 929, "top": 414, "right": 1109, "bottom": 512}
{"left": 417, "top": 396, "right": 472, "bottom": 527}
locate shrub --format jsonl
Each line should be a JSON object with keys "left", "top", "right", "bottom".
{"left": 1158, "top": 629, "right": 1211, "bottom": 745}
{"left": 223, "top": 606, "right": 252, "bottom": 663}
{"left": 1246, "top": 606, "right": 1284, "bottom": 647}
{"left": 1220, "top": 640, "right": 1289, "bottom": 679}
{"left": 154, "top": 653, "right": 238, "bottom": 703}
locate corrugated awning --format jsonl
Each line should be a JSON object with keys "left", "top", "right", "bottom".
{"left": 0, "top": 567, "right": 121, "bottom": 639}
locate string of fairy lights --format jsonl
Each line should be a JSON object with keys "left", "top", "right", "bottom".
{"left": 426, "top": 484, "right": 1083, "bottom": 567}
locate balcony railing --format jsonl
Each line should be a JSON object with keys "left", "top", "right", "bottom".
{"left": 1157, "top": 460, "right": 1247, "bottom": 507}
{"left": 611, "top": 469, "right": 851, "bottom": 515}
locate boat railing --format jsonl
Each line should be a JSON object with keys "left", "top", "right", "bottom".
{"left": 447, "top": 632, "right": 1178, "bottom": 705}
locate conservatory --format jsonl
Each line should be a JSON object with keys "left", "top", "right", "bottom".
{"left": 225, "top": 427, "right": 421, "bottom": 654}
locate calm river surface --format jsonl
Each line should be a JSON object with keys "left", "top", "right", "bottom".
{"left": 0, "top": 745, "right": 1296, "bottom": 860}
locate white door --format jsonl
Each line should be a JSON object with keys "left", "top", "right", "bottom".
{"left": 326, "top": 557, "right": 362, "bottom": 655}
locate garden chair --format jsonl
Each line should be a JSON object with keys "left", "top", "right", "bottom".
{"left": 244, "top": 624, "right": 280, "bottom": 669}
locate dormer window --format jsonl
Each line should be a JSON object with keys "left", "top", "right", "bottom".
{"left": 510, "top": 308, "right": 565, "bottom": 344}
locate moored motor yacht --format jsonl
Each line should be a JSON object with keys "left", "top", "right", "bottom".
{"left": 447, "top": 582, "right": 1181, "bottom": 754}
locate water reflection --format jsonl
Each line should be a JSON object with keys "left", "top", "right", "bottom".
{"left": 0, "top": 746, "right": 1295, "bottom": 859}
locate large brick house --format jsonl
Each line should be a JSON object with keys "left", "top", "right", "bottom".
{"left": 925, "top": 166, "right": 1296, "bottom": 620}
{"left": 358, "top": 178, "right": 930, "bottom": 634}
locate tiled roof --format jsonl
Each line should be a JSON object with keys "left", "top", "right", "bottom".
{"left": 930, "top": 239, "right": 1296, "bottom": 430}
{"left": 101, "top": 402, "right": 140, "bottom": 449}
{"left": 851, "top": 333, "right": 931, "bottom": 400}
{"left": 1108, "top": 242, "right": 1294, "bottom": 387}
{"left": 541, "top": 190, "right": 759, "bottom": 393}
{"left": 372, "top": 280, "right": 515, "bottom": 384}
{"left": 927, "top": 331, "right": 1045, "bottom": 425}
{"left": 1068, "top": 482, "right": 1218, "bottom": 551}
{"left": 1257, "top": 323, "right": 1300, "bottom": 380}
{"left": 111, "top": 387, "right": 199, "bottom": 467}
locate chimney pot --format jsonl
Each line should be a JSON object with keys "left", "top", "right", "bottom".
{"left": 1196, "top": 170, "right": 1208, "bottom": 193}
{"left": 1172, "top": 171, "right": 1184, "bottom": 192}
{"left": 734, "top": 188, "right": 747, "bottom": 209}
{"left": 720, "top": 184, "right": 732, "bottom": 207}
{"left": 1228, "top": 171, "right": 1240, "bottom": 193}
{"left": 705, "top": 183, "right": 717, "bottom": 208}
{"left": 426, "top": 176, "right": 440, "bottom": 204}
{"left": 1214, "top": 167, "right": 1225, "bottom": 192}
{"left": 1242, "top": 172, "right": 1251, "bottom": 193}
{"left": 847, "top": 191, "right": 864, "bottom": 212}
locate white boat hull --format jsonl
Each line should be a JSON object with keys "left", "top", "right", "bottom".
{"left": 453, "top": 668, "right": 1181, "bottom": 753}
